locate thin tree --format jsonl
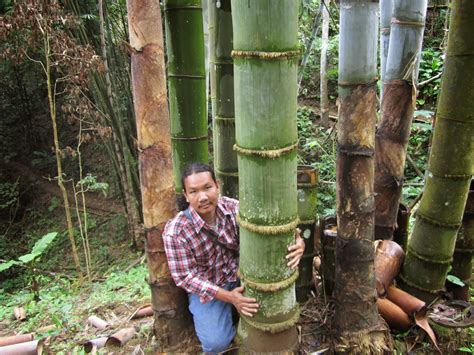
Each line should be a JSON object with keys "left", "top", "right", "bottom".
{"left": 231, "top": 0, "right": 300, "bottom": 351}
{"left": 334, "top": 0, "right": 390, "bottom": 351}
{"left": 126, "top": 0, "right": 192, "bottom": 348}
{"left": 320, "top": 0, "right": 330, "bottom": 128}
{"left": 163, "top": 0, "right": 208, "bottom": 205}
{"left": 209, "top": 0, "right": 238, "bottom": 198}
{"left": 400, "top": 0, "right": 474, "bottom": 301}
{"left": 374, "top": 0, "right": 428, "bottom": 240}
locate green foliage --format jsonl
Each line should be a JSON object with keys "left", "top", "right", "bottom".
{"left": 417, "top": 49, "right": 444, "bottom": 107}
{"left": 0, "top": 180, "right": 19, "bottom": 210}
{"left": 297, "top": 106, "right": 337, "bottom": 216}
{"left": 77, "top": 174, "right": 109, "bottom": 197}
{"left": 48, "top": 196, "right": 60, "bottom": 212}
{"left": 0, "top": 232, "right": 58, "bottom": 272}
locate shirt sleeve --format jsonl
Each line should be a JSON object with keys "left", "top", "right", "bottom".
{"left": 162, "top": 230, "right": 219, "bottom": 303}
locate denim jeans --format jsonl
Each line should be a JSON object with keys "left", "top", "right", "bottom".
{"left": 188, "top": 281, "right": 238, "bottom": 353}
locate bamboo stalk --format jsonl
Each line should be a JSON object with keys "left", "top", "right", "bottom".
{"left": 380, "top": 0, "right": 392, "bottom": 100}
{"left": 163, "top": 0, "right": 209, "bottom": 197}
{"left": 374, "top": 0, "right": 428, "bottom": 240}
{"left": 209, "top": 0, "right": 238, "bottom": 198}
{"left": 400, "top": 0, "right": 474, "bottom": 302}
{"left": 126, "top": 0, "right": 192, "bottom": 349}
{"left": 334, "top": 0, "right": 390, "bottom": 351}
{"left": 232, "top": 0, "right": 299, "bottom": 352}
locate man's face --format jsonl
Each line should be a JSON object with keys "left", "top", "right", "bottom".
{"left": 183, "top": 172, "right": 220, "bottom": 217}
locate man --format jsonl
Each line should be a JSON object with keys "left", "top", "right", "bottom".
{"left": 163, "top": 163, "right": 305, "bottom": 353}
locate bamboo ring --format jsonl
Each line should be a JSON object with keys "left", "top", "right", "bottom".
{"left": 233, "top": 142, "right": 297, "bottom": 159}
{"left": 237, "top": 214, "right": 299, "bottom": 235}
{"left": 238, "top": 269, "right": 299, "bottom": 292}
{"left": 241, "top": 305, "right": 300, "bottom": 333}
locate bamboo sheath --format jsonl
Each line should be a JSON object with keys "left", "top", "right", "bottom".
{"left": 334, "top": 0, "right": 384, "bottom": 339}
{"left": 164, "top": 0, "right": 208, "bottom": 194}
{"left": 400, "top": 0, "right": 474, "bottom": 301}
{"left": 231, "top": 1, "right": 299, "bottom": 352}
{"left": 209, "top": 0, "right": 238, "bottom": 198}
{"left": 379, "top": 0, "right": 392, "bottom": 96}
{"left": 127, "top": 0, "right": 191, "bottom": 348}
{"left": 374, "top": 0, "right": 428, "bottom": 240}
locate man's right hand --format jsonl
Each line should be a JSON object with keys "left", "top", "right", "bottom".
{"left": 216, "top": 284, "right": 259, "bottom": 317}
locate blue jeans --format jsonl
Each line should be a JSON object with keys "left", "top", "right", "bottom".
{"left": 188, "top": 282, "right": 238, "bottom": 353}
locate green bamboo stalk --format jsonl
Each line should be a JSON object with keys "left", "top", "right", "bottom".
{"left": 231, "top": 1, "right": 299, "bottom": 351}
{"left": 209, "top": 0, "right": 238, "bottom": 198}
{"left": 374, "top": 0, "right": 427, "bottom": 240}
{"left": 126, "top": 0, "right": 192, "bottom": 348}
{"left": 163, "top": 0, "right": 209, "bottom": 196}
{"left": 448, "top": 181, "right": 473, "bottom": 301}
{"left": 400, "top": 0, "right": 474, "bottom": 302}
{"left": 334, "top": 0, "right": 390, "bottom": 351}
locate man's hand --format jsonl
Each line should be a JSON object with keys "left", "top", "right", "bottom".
{"left": 286, "top": 228, "right": 305, "bottom": 269}
{"left": 216, "top": 284, "right": 259, "bottom": 317}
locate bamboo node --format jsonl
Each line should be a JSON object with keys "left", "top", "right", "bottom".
{"left": 398, "top": 273, "right": 441, "bottom": 294}
{"left": 415, "top": 211, "right": 462, "bottom": 229}
{"left": 171, "top": 135, "right": 208, "bottom": 141}
{"left": 241, "top": 305, "right": 300, "bottom": 333}
{"left": 238, "top": 269, "right": 299, "bottom": 292}
{"left": 237, "top": 214, "right": 299, "bottom": 235}
{"left": 167, "top": 73, "right": 205, "bottom": 80}
{"left": 338, "top": 77, "right": 379, "bottom": 87}
{"left": 214, "top": 116, "right": 235, "bottom": 125}
{"left": 298, "top": 218, "right": 316, "bottom": 225}
{"left": 215, "top": 168, "right": 238, "bottom": 177}
{"left": 233, "top": 142, "right": 297, "bottom": 159}
{"left": 164, "top": 5, "right": 202, "bottom": 11}
{"left": 391, "top": 18, "right": 425, "bottom": 27}
{"left": 407, "top": 245, "right": 453, "bottom": 265}
{"left": 231, "top": 49, "right": 300, "bottom": 60}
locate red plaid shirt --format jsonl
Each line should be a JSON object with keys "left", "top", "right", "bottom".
{"left": 163, "top": 197, "right": 240, "bottom": 303}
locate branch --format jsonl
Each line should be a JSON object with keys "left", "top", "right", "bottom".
{"left": 417, "top": 72, "right": 443, "bottom": 89}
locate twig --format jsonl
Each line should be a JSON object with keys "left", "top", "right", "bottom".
{"left": 406, "top": 154, "right": 424, "bottom": 179}
{"left": 417, "top": 72, "right": 443, "bottom": 89}
{"left": 123, "top": 255, "right": 146, "bottom": 273}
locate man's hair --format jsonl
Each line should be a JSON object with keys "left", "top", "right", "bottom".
{"left": 180, "top": 162, "right": 217, "bottom": 192}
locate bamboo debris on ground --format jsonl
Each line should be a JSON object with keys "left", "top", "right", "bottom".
{"left": 0, "top": 339, "right": 43, "bottom": 355}
{"left": 83, "top": 337, "right": 108, "bottom": 353}
{"left": 0, "top": 334, "right": 34, "bottom": 347}
{"left": 105, "top": 327, "right": 136, "bottom": 348}
{"left": 87, "top": 316, "right": 109, "bottom": 330}
{"left": 12, "top": 307, "right": 26, "bottom": 321}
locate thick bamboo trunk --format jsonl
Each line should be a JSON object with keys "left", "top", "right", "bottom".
{"left": 209, "top": 0, "right": 238, "bottom": 198}
{"left": 320, "top": 0, "right": 330, "bottom": 128}
{"left": 163, "top": 0, "right": 208, "bottom": 200}
{"left": 126, "top": 1, "right": 191, "bottom": 349}
{"left": 335, "top": 0, "right": 390, "bottom": 351}
{"left": 374, "top": 0, "right": 428, "bottom": 240}
{"left": 380, "top": 0, "right": 392, "bottom": 100}
{"left": 231, "top": 0, "right": 299, "bottom": 352}
{"left": 448, "top": 181, "right": 473, "bottom": 300}
{"left": 400, "top": 0, "right": 474, "bottom": 302}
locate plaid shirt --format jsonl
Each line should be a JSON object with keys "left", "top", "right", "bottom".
{"left": 163, "top": 197, "right": 240, "bottom": 303}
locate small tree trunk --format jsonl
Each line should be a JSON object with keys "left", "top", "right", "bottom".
{"left": 400, "top": 0, "right": 474, "bottom": 302}
{"left": 126, "top": 0, "right": 192, "bottom": 349}
{"left": 209, "top": 0, "right": 238, "bottom": 198}
{"left": 320, "top": 0, "right": 330, "bottom": 128}
{"left": 334, "top": 0, "right": 390, "bottom": 351}
{"left": 374, "top": 0, "right": 428, "bottom": 240}
{"left": 232, "top": 0, "right": 299, "bottom": 352}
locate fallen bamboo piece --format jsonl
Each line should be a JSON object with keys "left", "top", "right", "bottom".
{"left": 0, "top": 339, "right": 43, "bottom": 354}
{"left": 87, "top": 315, "right": 109, "bottom": 330}
{"left": 0, "top": 333, "right": 34, "bottom": 347}
{"left": 13, "top": 307, "right": 26, "bottom": 321}
{"left": 374, "top": 240, "right": 405, "bottom": 296}
{"left": 376, "top": 298, "right": 411, "bottom": 330}
{"left": 129, "top": 305, "right": 153, "bottom": 320}
{"left": 83, "top": 336, "right": 108, "bottom": 353}
{"left": 105, "top": 327, "right": 136, "bottom": 347}
{"left": 386, "top": 285, "right": 425, "bottom": 315}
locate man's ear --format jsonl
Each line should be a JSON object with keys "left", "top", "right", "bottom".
{"left": 183, "top": 190, "right": 189, "bottom": 203}
{"left": 216, "top": 179, "right": 221, "bottom": 192}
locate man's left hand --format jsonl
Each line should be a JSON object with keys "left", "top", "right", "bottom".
{"left": 286, "top": 228, "right": 305, "bottom": 269}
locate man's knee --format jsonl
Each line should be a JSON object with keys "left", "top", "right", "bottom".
{"left": 200, "top": 333, "right": 233, "bottom": 353}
